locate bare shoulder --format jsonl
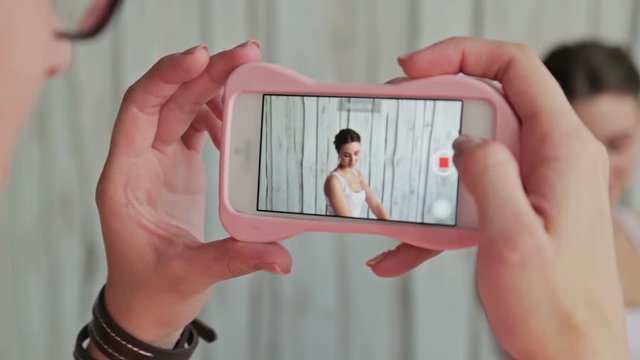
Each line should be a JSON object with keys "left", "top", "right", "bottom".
{"left": 324, "top": 173, "right": 340, "bottom": 192}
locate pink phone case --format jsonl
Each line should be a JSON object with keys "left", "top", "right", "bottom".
{"left": 219, "top": 62, "right": 520, "bottom": 250}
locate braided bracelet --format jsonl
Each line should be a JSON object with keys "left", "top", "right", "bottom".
{"left": 74, "top": 287, "right": 216, "bottom": 360}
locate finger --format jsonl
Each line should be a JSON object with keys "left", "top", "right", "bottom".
{"left": 453, "top": 135, "right": 545, "bottom": 245}
{"left": 203, "top": 97, "right": 224, "bottom": 150}
{"left": 111, "top": 45, "right": 210, "bottom": 157}
{"left": 77, "top": 0, "right": 112, "bottom": 31}
{"left": 185, "top": 238, "right": 292, "bottom": 286}
{"left": 207, "top": 90, "right": 224, "bottom": 120}
{"left": 366, "top": 244, "right": 441, "bottom": 278}
{"left": 179, "top": 95, "right": 224, "bottom": 152}
{"left": 181, "top": 105, "right": 215, "bottom": 152}
{"left": 154, "top": 40, "right": 261, "bottom": 148}
{"left": 397, "top": 37, "right": 579, "bottom": 139}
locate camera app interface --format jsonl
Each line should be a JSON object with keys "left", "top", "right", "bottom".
{"left": 257, "top": 95, "right": 462, "bottom": 226}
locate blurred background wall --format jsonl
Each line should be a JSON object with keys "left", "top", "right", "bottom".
{"left": 0, "top": 0, "right": 638, "bottom": 359}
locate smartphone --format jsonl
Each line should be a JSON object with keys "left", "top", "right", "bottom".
{"left": 219, "top": 63, "right": 518, "bottom": 249}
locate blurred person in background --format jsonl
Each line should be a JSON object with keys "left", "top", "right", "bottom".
{"left": 544, "top": 40, "right": 640, "bottom": 359}
{"left": 1, "top": 1, "right": 292, "bottom": 359}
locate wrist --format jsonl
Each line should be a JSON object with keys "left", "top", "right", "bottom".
{"left": 74, "top": 286, "right": 217, "bottom": 360}
{"left": 519, "top": 323, "right": 629, "bottom": 360}
{"left": 104, "top": 284, "right": 184, "bottom": 348}
{"left": 87, "top": 342, "right": 110, "bottom": 360}
{"left": 568, "top": 330, "right": 629, "bottom": 360}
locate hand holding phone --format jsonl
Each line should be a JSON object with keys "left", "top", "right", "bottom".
{"left": 378, "top": 37, "right": 628, "bottom": 360}
{"left": 217, "top": 62, "right": 520, "bottom": 250}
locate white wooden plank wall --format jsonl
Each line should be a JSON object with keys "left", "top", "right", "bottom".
{"left": 258, "top": 96, "right": 459, "bottom": 224}
{"left": 0, "top": 0, "right": 636, "bottom": 359}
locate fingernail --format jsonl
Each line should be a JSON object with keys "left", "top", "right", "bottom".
{"left": 397, "top": 54, "right": 410, "bottom": 64}
{"left": 366, "top": 251, "right": 390, "bottom": 267}
{"left": 399, "top": 42, "right": 439, "bottom": 63}
{"left": 235, "top": 39, "right": 261, "bottom": 50}
{"left": 255, "top": 263, "right": 289, "bottom": 275}
{"left": 182, "top": 44, "right": 208, "bottom": 55}
{"left": 398, "top": 48, "right": 422, "bottom": 63}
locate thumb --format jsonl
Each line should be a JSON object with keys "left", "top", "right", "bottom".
{"left": 184, "top": 238, "right": 293, "bottom": 286}
{"left": 453, "top": 135, "right": 542, "bottom": 245}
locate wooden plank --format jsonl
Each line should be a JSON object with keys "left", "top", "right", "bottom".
{"left": 409, "top": 249, "right": 479, "bottom": 360}
{"left": 0, "top": 119, "right": 48, "bottom": 359}
{"left": 273, "top": 233, "right": 343, "bottom": 360}
{"left": 268, "top": 0, "right": 337, "bottom": 80}
{"left": 631, "top": 1, "right": 640, "bottom": 64}
{"left": 285, "top": 97, "right": 304, "bottom": 213}
{"left": 367, "top": 99, "right": 389, "bottom": 219}
{"left": 360, "top": 0, "right": 414, "bottom": 82}
{"left": 201, "top": 0, "right": 251, "bottom": 50}
{"left": 412, "top": 0, "right": 477, "bottom": 48}
{"left": 302, "top": 97, "right": 319, "bottom": 214}
{"left": 345, "top": 100, "right": 374, "bottom": 218}
{"left": 317, "top": 97, "right": 344, "bottom": 212}
{"left": 594, "top": 0, "right": 635, "bottom": 44}
{"left": 266, "top": 98, "right": 274, "bottom": 210}
{"left": 196, "top": 275, "right": 258, "bottom": 359}
{"left": 324, "top": 98, "right": 344, "bottom": 183}
{"left": 381, "top": 100, "right": 399, "bottom": 217}
{"left": 339, "top": 234, "right": 411, "bottom": 360}
{"left": 315, "top": 97, "right": 334, "bottom": 215}
{"left": 416, "top": 101, "right": 435, "bottom": 222}
{"left": 407, "top": 100, "right": 427, "bottom": 222}
{"left": 0, "top": 192, "right": 15, "bottom": 358}
{"left": 482, "top": 0, "right": 593, "bottom": 54}
{"left": 267, "top": 96, "right": 289, "bottom": 212}
{"left": 389, "top": 100, "right": 417, "bottom": 222}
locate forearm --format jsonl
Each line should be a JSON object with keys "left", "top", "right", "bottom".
{"left": 371, "top": 203, "right": 390, "bottom": 220}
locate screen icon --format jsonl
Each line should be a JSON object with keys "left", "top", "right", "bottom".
{"left": 432, "top": 149, "right": 456, "bottom": 176}
{"left": 432, "top": 199, "right": 453, "bottom": 219}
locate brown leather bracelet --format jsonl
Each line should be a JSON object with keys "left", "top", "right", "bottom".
{"left": 74, "top": 287, "right": 217, "bottom": 360}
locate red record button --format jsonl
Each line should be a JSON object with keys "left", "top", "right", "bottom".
{"left": 438, "top": 156, "right": 450, "bottom": 169}
{"left": 432, "top": 149, "right": 455, "bottom": 176}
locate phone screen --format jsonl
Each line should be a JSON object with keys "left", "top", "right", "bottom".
{"left": 256, "top": 95, "right": 463, "bottom": 226}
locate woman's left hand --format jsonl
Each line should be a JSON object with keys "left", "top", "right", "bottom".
{"left": 95, "top": 41, "right": 292, "bottom": 348}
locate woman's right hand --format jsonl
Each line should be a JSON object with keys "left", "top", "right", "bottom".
{"left": 368, "top": 37, "right": 629, "bottom": 359}
{"left": 92, "top": 41, "right": 292, "bottom": 354}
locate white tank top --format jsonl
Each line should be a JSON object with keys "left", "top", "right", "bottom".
{"left": 325, "top": 169, "right": 366, "bottom": 217}
{"left": 614, "top": 207, "right": 640, "bottom": 359}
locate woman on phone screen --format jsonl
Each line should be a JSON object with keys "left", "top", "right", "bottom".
{"left": 324, "top": 128, "right": 390, "bottom": 220}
